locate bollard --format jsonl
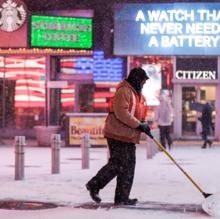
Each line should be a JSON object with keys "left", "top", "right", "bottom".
{"left": 15, "top": 136, "right": 26, "bottom": 180}
{"left": 81, "top": 133, "right": 90, "bottom": 169}
{"left": 51, "top": 134, "right": 61, "bottom": 174}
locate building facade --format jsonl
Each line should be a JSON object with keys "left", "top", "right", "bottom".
{"left": 0, "top": 0, "right": 126, "bottom": 141}
{"left": 1, "top": 0, "right": 220, "bottom": 142}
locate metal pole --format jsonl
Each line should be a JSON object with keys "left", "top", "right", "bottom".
{"left": 81, "top": 133, "right": 90, "bottom": 169}
{"left": 146, "top": 136, "right": 152, "bottom": 159}
{"left": 51, "top": 134, "right": 61, "bottom": 174}
{"left": 152, "top": 136, "right": 211, "bottom": 198}
{"left": 2, "top": 68, "right": 6, "bottom": 128}
{"left": 15, "top": 136, "right": 25, "bottom": 180}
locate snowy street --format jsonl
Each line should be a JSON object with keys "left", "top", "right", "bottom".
{"left": 0, "top": 140, "right": 220, "bottom": 218}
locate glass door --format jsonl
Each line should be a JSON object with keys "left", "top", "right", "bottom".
{"left": 0, "top": 79, "right": 16, "bottom": 128}
{"left": 182, "top": 87, "right": 197, "bottom": 136}
{"left": 182, "top": 86, "right": 215, "bottom": 137}
{"left": 0, "top": 56, "right": 46, "bottom": 129}
{"left": 198, "top": 86, "right": 215, "bottom": 137}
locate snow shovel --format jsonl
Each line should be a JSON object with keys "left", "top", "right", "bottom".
{"left": 147, "top": 132, "right": 220, "bottom": 216}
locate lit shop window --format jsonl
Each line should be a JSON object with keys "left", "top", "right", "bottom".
{"left": 0, "top": 56, "right": 46, "bottom": 128}
{"left": 59, "top": 57, "right": 92, "bottom": 112}
{"left": 60, "top": 57, "right": 93, "bottom": 74}
{"left": 93, "top": 51, "right": 123, "bottom": 111}
{"left": 61, "top": 83, "right": 75, "bottom": 112}
{"left": 59, "top": 51, "right": 124, "bottom": 112}
{"left": 130, "top": 56, "right": 173, "bottom": 126}
{"left": 130, "top": 56, "right": 173, "bottom": 106}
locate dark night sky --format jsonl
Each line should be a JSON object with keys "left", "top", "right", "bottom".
{"left": 23, "top": 0, "right": 220, "bottom": 12}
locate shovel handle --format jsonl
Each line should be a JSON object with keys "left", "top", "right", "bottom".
{"left": 150, "top": 136, "right": 206, "bottom": 196}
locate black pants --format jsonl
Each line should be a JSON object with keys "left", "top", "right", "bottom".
{"left": 201, "top": 127, "right": 212, "bottom": 147}
{"left": 158, "top": 125, "right": 172, "bottom": 149}
{"left": 86, "top": 138, "right": 136, "bottom": 202}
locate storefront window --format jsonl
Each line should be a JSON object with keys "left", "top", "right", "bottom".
{"left": 130, "top": 56, "right": 173, "bottom": 124}
{"left": 0, "top": 56, "right": 46, "bottom": 129}
{"left": 182, "top": 87, "right": 197, "bottom": 135}
{"left": 182, "top": 86, "right": 216, "bottom": 137}
{"left": 60, "top": 83, "right": 75, "bottom": 112}
{"left": 59, "top": 51, "right": 124, "bottom": 113}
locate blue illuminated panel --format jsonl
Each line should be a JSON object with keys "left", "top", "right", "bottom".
{"left": 60, "top": 51, "right": 123, "bottom": 82}
{"left": 114, "top": 3, "right": 220, "bottom": 55}
{"left": 60, "top": 57, "right": 93, "bottom": 74}
{"left": 93, "top": 51, "right": 123, "bottom": 82}
{"left": 60, "top": 51, "right": 124, "bottom": 109}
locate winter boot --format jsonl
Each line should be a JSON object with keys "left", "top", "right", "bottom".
{"left": 115, "top": 198, "right": 138, "bottom": 206}
{"left": 207, "top": 140, "right": 213, "bottom": 147}
{"left": 201, "top": 143, "right": 206, "bottom": 149}
{"left": 86, "top": 183, "right": 101, "bottom": 203}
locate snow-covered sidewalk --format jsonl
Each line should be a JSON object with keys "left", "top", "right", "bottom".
{"left": 0, "top": 141, "right": 220, "bottom": 218}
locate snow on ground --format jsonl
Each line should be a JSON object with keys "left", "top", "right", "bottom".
{"left": 0, "top": 140, "right": 220, "bottom": 218}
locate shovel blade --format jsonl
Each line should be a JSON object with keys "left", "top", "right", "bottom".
{"left": 203, "top": 193, "right": 213, "bottom": 198}
{"left": 202, "top": 193, "right": 220, "bottom": 216}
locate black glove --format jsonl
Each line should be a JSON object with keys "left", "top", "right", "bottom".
{"left": 137, "top": 122, "right": 150, "bottom": 133}
{"left": 137, "top": 122, "right": 153, "bottom": 138}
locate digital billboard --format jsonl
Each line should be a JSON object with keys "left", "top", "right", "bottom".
{"left": 31, "top": 15, "right": 92, "bottom": 49}
{"left": 114, "top": 3, "right": 220, "bottom": 55}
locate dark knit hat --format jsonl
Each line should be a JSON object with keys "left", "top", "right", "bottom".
{"left": 126, "top": 68, "right": 149, "bottom": 93}
{"left": 127, "top": 68, "right": 149, "bottom": 82}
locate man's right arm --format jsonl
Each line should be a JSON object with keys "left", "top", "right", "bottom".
{"left": 113, "top": 87, "right": 140, "bottom": 129}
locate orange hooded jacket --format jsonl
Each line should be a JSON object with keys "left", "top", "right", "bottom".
{"left": 104, "top": 80, "right": 148, "bottom": 144}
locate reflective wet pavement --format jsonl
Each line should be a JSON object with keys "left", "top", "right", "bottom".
{"left": 0, "top": 200, "right": 58, "bottom": 210}
{"left": 75, "top": 201, "right": 207, "bottom": 215}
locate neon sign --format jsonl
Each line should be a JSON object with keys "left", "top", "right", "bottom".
{"left": 31, "top": 15, "right": 92, "bottom": 49}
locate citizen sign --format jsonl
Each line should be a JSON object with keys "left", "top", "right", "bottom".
{"left": 0, "top": 0, "right": 27, "bottom": 32}
{"left": 176, "top": 70, "right": 216, "bottom": 80}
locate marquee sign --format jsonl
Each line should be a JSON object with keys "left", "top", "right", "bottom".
{"left": 175, "top": 58, "right": 218, "bottom": 80}
{"left": 67, "top": 113, "right": 107, "bottom": 146}
{"left": 0, "top": 0, "right": 27, "bottom": 32}
{"left": 176, "top": 70, "right": 217, "bottom": 80}
{"left": 31, "top": 15, "right": 93, "bottom": 49}
{"left": 114, "top": 3, "right": 220, "bottom": 55}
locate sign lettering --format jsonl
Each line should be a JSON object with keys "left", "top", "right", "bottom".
{"left": 176, "top": 70, "right": 216, "bottom": 80}
{"left": 114, "top": 3, "right": 220, "bottom": 55}
{"left": 31, "top": 15, "right": 92, "bottom": 49}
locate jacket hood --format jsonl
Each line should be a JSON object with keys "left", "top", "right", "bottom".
{"left": 126, "top": 67, "right": 149, "bottom": 94}
{"left": 117, "top": 80, "right": 138, "bottom": 95}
